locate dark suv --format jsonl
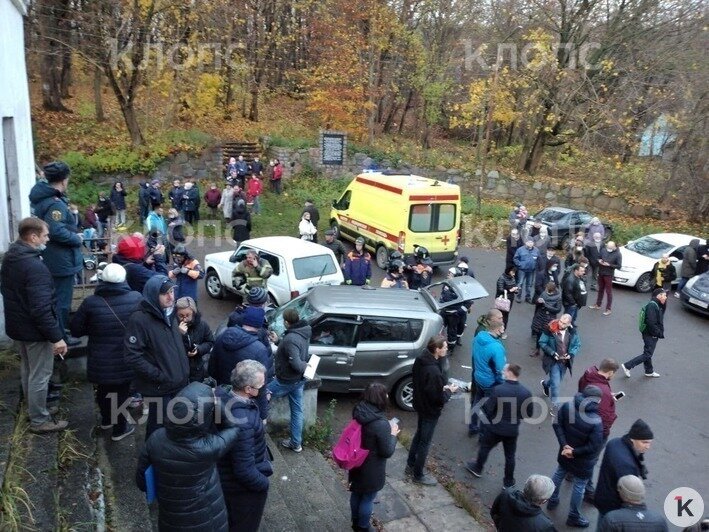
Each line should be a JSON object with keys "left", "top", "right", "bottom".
{"left": 526, "top": 207, "right": 612, "bottom": 249}
{"left": 267, "top": 277, "right": 488, "bottom": 410}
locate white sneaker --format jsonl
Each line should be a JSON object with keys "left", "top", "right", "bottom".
{"left": 674, "top": 292, "right": 680, "bottom": 298}
{"left": 644, "top": 372, "right": 661, "bottom": 378}
{"left": 621, "top": 364, "right": 631, "bottom": 378}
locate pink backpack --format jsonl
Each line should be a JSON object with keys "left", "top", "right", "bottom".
{"left": 332, "top": 419, "right": 369, "bottom": 470}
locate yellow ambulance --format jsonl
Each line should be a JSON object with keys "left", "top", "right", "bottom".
{"left": 329, "top": 172, "right": 462, "bottom": 269}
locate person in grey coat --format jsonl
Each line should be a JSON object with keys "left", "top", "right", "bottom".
{"left": 676, "top": 238, "right": 700, "bottom": 297}
{"left": 598, "top": 475, "right": 668, "bottom": 531}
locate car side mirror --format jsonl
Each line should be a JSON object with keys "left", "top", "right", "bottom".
{"left": 669, "top": 257, "right": 679, "bottom": 263}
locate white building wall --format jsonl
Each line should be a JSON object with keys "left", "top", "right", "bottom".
{"left": 0, "top": 0, "right": 35, "bottom": 253}
{"left": 0, "top": 0, "right": 35, "bottom": 346}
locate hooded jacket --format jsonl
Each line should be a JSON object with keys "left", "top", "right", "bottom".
{"left": 539, "top": 320, "right": 580, "bottom": 375}
{"left": 473, "top": 330, "right": 506, "bottom": 388}
{"left": 532, "top": 289, "right": 562, "bottom": 335}
{"left": 136, "top": 382, "right": 239, "bottom": 532}
{"left": 209, "top": 326, "right": 273, "bottom": 419}
{"left": 643, "top": 296, "right": 665, "bottom": 338}
{"left": 29, "top": 181, "right": 83, "bottom": 276}
{"left": 552, "top": 392, "right": 604, "bottom": 479}
{"left": 113, "top": 253, "right": 169, "bottom": 294}
{"left": 173, "top": 310, "right": 214, "bottom": 383}
{"left": 146, "top": 210, "right": 167, "bottom": 236}
{"left": 412, "top": 350, "right": 452, "bottom": 418}
{"left": 681, "top": 239, "right": 700, "bottom": 278}
{"left": 348, "top": 401, "right": 396, "bottom": 493}
{"left": 578, "top": 366, "right": 616, "bottom": 438}
{"left": 481, "top": 379, "right": 534, "bottom": 437}
{"left": 595, "top": 435, "right": 648, "bottom": 515}
{"left": 216, "top": 387, "right": 272, "bottom": 493}
{"left": 273, "top": 321, "right": 312, "bottom": 384}
{"left": 124, "top": 276, "right": 190, "bottom": 397}
{"left": 0, "top": 241, "right": 63, "bottom": 343}
{"left": 70, "top": 281, "right": 142, "bottom": 384}
{"left": 491, "top": 488, "right": 557, "bottom": 532}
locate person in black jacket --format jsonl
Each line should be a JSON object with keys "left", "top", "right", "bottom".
{"left": 621, "top": 288, "right": 667, "bottom": 378}
{"left": 465, "top": 363, "right": 533, "bottom": 489}
{"left": 598, "top": 475, "right": 668, "bottom": 531}
{"left": 562, "top": 263, "right": 588, "bottom": 325}
{"left": 547, "top": 385, "right": 604, "bottom": 528}
{"left": 210, "top": 311, "right": 274, "bottom": 420}
{"left": 182, "top": 181, "right": 200, "bottom": 225}
{"left": 594, "top": 419, "right": 654, "bottom": 518}
{"left": 124, "top": 274, "right": 190, "bottom": 439}
{"left": 266, "top": 308, "right": 312, "bottom": 452}
{"left": 110, "top": 181, "right": 127, "bottom": 227}
{"left": 589, "top": 241, "right": 622, "bottom": 315}
{"left": 406, "top": 336, "right": 458, "bottom": 486}
{"left": 534, "top": 249, "right": 560, "bottom": 300}
{"left": 95, "top": 191, "right": 114, "bottom": 238}
{"left": 136, "top": 381, "right": 239, "bottom": 532}
{"left": 174, "top": 297, "right": 214, "bottom": 383}
{"left": 216, "top": 360, "right": 272, "bottom": 532}
{"left": 138, "top": 182, "right": 151, "bottom": 221}
{"left": 491, "top": 474, "right": 557, "bottom": 532}
{"left": 349, "top": 383, "right": 398, "bottom": 532}
{"left": 531, "top": 282, "right": 562, "bottom": 357}
{"left": 505, "top": 228, "right": 524, "bottom": 271}
{"left": 496, "top": 265, "right": 520, "bottom": 334}
{"left": 230, "top": 197, "right": 252, "bottom": 246}
{"left": 70, "top": 263, "right": 141, "bottom": 440}
{"left": 0, "top": 218, "right": 68, "bottom": 434}
{"left": 583, "top": 232, "right": 604, "bottom": 291}
{"left": 168, "top": 179, "right": 184, "bottom": 213}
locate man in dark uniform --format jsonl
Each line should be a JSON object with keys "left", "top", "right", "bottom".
{"left": 29, "top": 161, "right": 83, "bottom": 345}
{"left": 321, "top": 229, "right": 346, "bottom": 266}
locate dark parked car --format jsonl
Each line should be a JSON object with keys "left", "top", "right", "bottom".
{"left": 525, "top": 207, "right": 613, "bottom": 249}
{"left": 680, "top": 272, "right": 709, "bottom": 317}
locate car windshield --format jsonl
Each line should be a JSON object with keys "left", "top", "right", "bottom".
{"left": 626, "top": 236, "right": 675, "bottom": 259}
{"left": 292, "top": 255, "right": 338, "bottom": 280}
{"left": 267, "top": 295, "right": 322, "bottom": 336}
{"left": 535, "top": 209, "right": 566, "bottom": 222}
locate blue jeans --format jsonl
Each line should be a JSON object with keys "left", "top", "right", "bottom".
{"left": 268, "top": 378, "right": 305, "bottom": 447}
{"left": 518, "top": 270, "right": 535, "bottom": 301}
{"left": 468, "top": 384, "right": 493, "bottom": 434}
{"left": 565, "top": 304, "right": 579, "bottom": 325}
{"left": 677, "top": 277, "right": 690, "bottom": 293}
{"left": 350, "top": 490, "right": 377, "bottom": 528}
{"left": 548, "top": 465, "right": 587, "bottom": 521}
{"left": 543, "top": 363, "right": 567, "bottom": 408}
{"left": 407, "top": 415, "right": 439, "bottom": 478}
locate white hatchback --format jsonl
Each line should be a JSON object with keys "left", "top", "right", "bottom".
{"left": 204, "top": 236, "right": 345, "bottom": 306}
{"left": 613, "top": 233, "right": 705, "bottom": 292}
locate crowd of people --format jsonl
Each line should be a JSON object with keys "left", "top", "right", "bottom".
{"left": 3, "top": 162, "right": 707, "bottom": 532}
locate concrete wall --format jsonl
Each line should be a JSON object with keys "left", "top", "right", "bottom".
{"left": 0, "top": 0, "right": 35, "bottom": 347}
{"left": 267, "top": 145, "right": 653, "bottom": 218}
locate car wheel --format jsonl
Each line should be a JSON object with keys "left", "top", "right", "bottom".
{"left": 205, "top": 269, "right": 225, "bottom": 299}
{"left": 393, "top": 376, "right": 415, "bottom": 412}
{"left": 375, "top": 245, "right": 389, "bottom": 270}
{"left": 635, "top": 272, "right": 653, "bottom": 293}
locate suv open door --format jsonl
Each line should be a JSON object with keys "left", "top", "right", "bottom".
{"left": 420, "top": 276, "right": 489, "bottom": 312}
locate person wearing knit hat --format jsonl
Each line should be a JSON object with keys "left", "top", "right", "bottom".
{"left": 242, "top": 306, "right": 266, "bottom": 329}
{"left": 247, "top": 286, "right": 268, "bottom": 306}
{"left": 546, "top": 383, "right": 605, "bottom": 528}
{"left": 69, "top": 259, "right": 142, "bottom": 440}
{"left": 29, "top": 160, "right": 83, "bottom": 347}
{"left": 598, "top": 475, "right": 668, "bottom": 531}
{"left": 621, "top": 288, "right": 667, "bottom": 379}
{"left": 174, "top": 297, "right": 214, "bottom": 383}
{"left": 595, "top": 419, "right": 655, "bottom": 518}
{"left": 114, "top": 234, "right": 169, "bottom": 293}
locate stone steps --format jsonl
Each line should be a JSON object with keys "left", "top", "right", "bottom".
{"left": 264, "top": 433, "right": 352, "bottom": 531}
{"left": 222, "top": 141, "right": 262, "bottom": 166}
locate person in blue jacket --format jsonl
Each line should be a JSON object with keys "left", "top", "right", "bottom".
{"left": 168, "top": 244, "right": 204, "bottom": 301}
{"left": 29, "top": 161, "right": 83, "bottom": 345}
{"left": 513, "top": 238, "right": 539, "bottom": 304}
{"left": 216, "top": 360, "right": 273, "bottom": 532}
{"left": 344, "top": 237, "right": 372, "bottom": 286}
{"left": 469, "top": 314, "right": 507, "bottom": 436}
{"left": 70, "top": 263, "right": 141, "bottom": 441}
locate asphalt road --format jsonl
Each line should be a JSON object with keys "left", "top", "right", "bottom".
{"left": 190, "top": 238, "right": 708, "bottom": 531}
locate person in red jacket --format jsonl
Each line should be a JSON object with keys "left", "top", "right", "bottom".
{"left": 204, "top": 182, "right": 222, "bottom": 223}
{"left": 576, "top": 357, "right": 620, "bottom": 503}
{"left": 246, "top": 174, "right": 263, "bottom": 215}
{"left": 269, "top": 159, "right": 283, "bottom": 194}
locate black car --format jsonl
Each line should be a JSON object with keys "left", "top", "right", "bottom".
{"left": 526, "top": 207, "right": 613, "bottom": 249}
{"left": 680, "top": 272, "right": 709, "bottom": 317}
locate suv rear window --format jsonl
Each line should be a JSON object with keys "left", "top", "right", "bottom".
{"left": 359, "top": 318, "right": 423, "bottom": 342}
{"left": 292, "top": 255, "right": 338, "bottom": 280}
{"left": 409, "top": 204, "right": 456, "bottom": 232}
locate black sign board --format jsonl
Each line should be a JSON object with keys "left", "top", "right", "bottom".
{"left": 321, "top": 132, "right": 345, "bottom": 165}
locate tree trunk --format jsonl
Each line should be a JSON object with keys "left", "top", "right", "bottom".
{"left": 520, "top": 128, "right": 547, "bottom": 174}
{"left": 121, "top": 100, "right": 145, "bottom": 148}
{"left": 93, "top": 65, "right": 105, "bottom": 122}
{"left": 60, "top": 47, "right": 72, "bottom": 98}
{"left": 39, "top": 0, "right": 71, "bottom": 111}
{"left": 248, "top": 86, "right": 259, "bottom": 122}
{"left": 398, "top": 90, "right": 413, "bottom": 134}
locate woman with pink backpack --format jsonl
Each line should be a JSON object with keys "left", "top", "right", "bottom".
{"left": 346, "top": 383, "right": 399, "bottom": 531}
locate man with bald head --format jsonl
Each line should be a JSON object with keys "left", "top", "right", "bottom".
{"left": 589, "top": 240, "right": 622, "bottom": 316}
